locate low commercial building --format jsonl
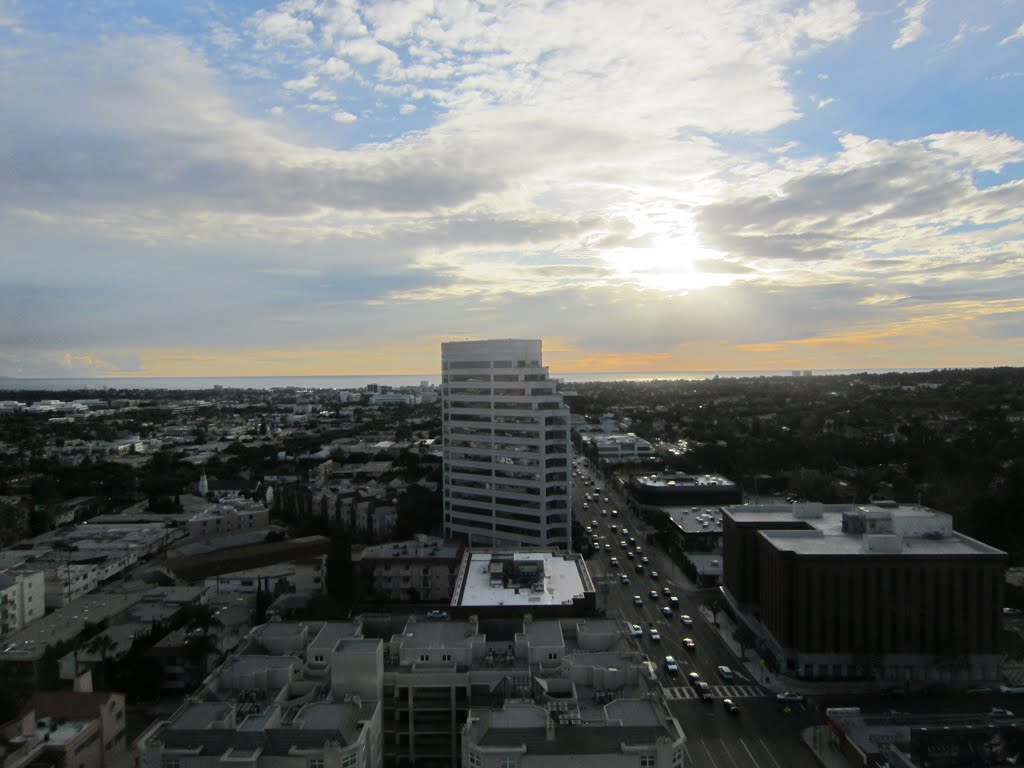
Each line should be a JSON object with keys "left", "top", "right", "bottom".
{"left": 451, "top": 550, "right": 597, "bottom": 618}
{"left": 580, "top": 433, "right": 656, "bottom": 465}
{"left": 722, "top": 501, "right": 1007, "bottom": 683}
{"left": 628, "top": 473, "right": 741, "bottom": 509}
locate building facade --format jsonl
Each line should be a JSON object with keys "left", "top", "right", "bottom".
{"left": 441, "top": 340, "right": 571, "bottom": 548}
{"left": 722, "top": 502, "right": 1007, "bottom": 683}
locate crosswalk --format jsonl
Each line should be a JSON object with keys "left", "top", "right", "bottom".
{"left": 662, "top": 683, "right": 766, "bottom": 701}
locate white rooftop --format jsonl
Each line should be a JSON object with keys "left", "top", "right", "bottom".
{"left": 458, "top": 551, "right": 588, "bottom": 607}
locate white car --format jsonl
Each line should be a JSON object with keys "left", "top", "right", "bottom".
{"left": 649, "top": 628, "right": 661, "bottom": 642}
{"left": 633, "top": 595, "right": 643, "bottom": 606}
{"left": 680, "top": 614, "right": 693, "bottom": 626}
{"left": 661, "top": 605, "right": 672, "bottom": 617}
{"left": 664, "top": 656, "right": 679, "bottom": 675}
{"left": 620, "top": 574, "right": 630, "bottom": 584}
{"left": 776, "top": 691, "right": 805, "bottom": 703}
{"left": 630, "top": 624, "right": 643, "bottom": 638}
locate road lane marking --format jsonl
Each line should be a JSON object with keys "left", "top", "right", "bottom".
{"left": 701, "top": 740, "right": 722, "bottom": 768}
{"left": 756, "top": 738, "right": 784, "bottom": 768}
{"left": 737, "top": 741, "right": 761, "bottom": 768}
{"left": 718, "top": 738, "right": 742, "bottom": 768}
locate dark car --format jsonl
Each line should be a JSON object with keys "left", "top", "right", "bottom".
{"left": 723, "top": 698, "right": 739, "bottom": 714}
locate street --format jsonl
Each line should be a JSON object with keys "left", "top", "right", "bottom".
{"left": 571, "top": 456, "right": 820, "bottom": 768}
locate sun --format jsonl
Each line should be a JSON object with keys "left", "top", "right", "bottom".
{"left": 602, "top": 234, "right": 741, "bottom": 294}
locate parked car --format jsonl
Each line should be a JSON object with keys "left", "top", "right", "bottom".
{"left": 990, "top": 708, "right": 1015, "bottom": 717}
{"left": 425, "top": 610, "right": 449, "bottom": 620}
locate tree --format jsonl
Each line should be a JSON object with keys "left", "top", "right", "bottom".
{"left": 704, "top": 597, "right": 724, "bottom": 626}
{"left": 732, "top": 624, "right": 757, "bottom": 660}
{"left": 326, "top": 529, "right": 358, "bottom": 611}
{"left": 86, "top": 634, "right": 118, "bottom": 688}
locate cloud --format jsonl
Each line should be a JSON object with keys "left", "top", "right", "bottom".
{"left": 893, "top": 0, "right": 931, "bottom": 49}
{"left": 1000, "top": 23, "right": 1024, "bottom": 45}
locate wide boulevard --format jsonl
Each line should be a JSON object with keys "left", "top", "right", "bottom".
{"left": 571, "top": 455, "right": 820, "bottom": 768}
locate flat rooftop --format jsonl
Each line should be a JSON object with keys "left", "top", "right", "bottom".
{"left": 457, "top": 551, "right": 590, "bottom": 608}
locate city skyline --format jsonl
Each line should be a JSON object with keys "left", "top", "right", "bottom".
{"left": 1, "top": 0, "right": 1022, "bottom": 379}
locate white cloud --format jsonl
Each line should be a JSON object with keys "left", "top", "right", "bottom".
{"left": 1000, "top": 22, "right": 1024, "bottom": 45}
{"left": 331, "top": 109, "right": 358, "bottom": 123}
{"left": 893, "top": 0, "right": 931, "bottom": 49}
{"left": 399, "top": 103, "right": 417, "bottom": 115}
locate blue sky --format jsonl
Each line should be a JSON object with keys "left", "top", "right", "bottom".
{"left": 0, "top": 0, "right": 1022, "bottom": 377}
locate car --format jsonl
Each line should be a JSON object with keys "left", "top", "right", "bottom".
{"left": 604, "top": 497, "right": 610, "bottom": 503}
{"left": 636, "top": 546, "right": 644, "bottom": 555}
{"left": 662, "top": 587, "right": 671, "bottom": 596}
{"left": 583, "top": 502, "right": 589, "bottom": 510}
{"left": 620, "top": 574, "right": 630, "bottom": 584}
{"left": 669, "top": 596, "right": 679, "bottom": 608}
{"left": 621, "top": 528, "right": 629, "bottom": 537}
{"left": 630, "top": 623, "right": 643, "bottom": 638}
{"left": 717, "top": 665, "right": 734, "bottom": 682}
{"left": 601, "top": 509, "right": 607, "bottom": 516}
{"left": 610, "top": 557, "right": 619, "bottom": 568}
{"left": 604, "top": 543, "right": 612, "bottom": 552}
{"left": 626, "top": 551, "right": 635, "bottom": 560}
{"left": 610, "top": 524, "right": 618, "bottom": 532}
{"left": 688, "top": 672, "right": 702, "bottom": 687}
{"left": 696, "top": 681, "right": 713, "bottom": 701}
{"left": 664, "top": 656, "right": 679, "bottom": 675}
{"left": 680, "top": 614, "right": 693, "bottom": 626}
{"left": 591, "top": 519, "right": 598, "bottom": 528}
{"left": 425, "top": 610, "right": 449, "bottom": 619}
{"left": 584, "top": 526, "right": 592, "bottom": 534}
{"left": 649, "top": 589, "right": 659, "bottom": 600}
{"left": 635, "top": 563, "right": 644, "bottom": 573}
{"left": 723, "top": 698, "right": 739, "bottom": 714}
{"left": 620, "top": 540, "right": 628, "bottom": 549}
{"left": 682, "top": 637, "right": 695, "bottom": 651}
{"left": 776, "top": 692, "right": 805, "bottom": 703}
{"left": 634, "top": 595, "right": 643, "bottom": 606}
{"left": 611, "top": 510, "right": 618, "bottom": 518}
{"left": 661, "top": 605, "right": 672, "bottom": 617}
{"left": 650, "top": 570, "right": 659, "bottom": 579}
{"left": 649, "top": 628, "right": 661, "bottom": 642}
{"left": 1000, "top": 684, "right": 1024, "bottom": 694}
{"left": 629, "top": 537, "right": 637, "bottom": 547}
{"left": 990, "top": 708, "right": 1015, "bottom": 717}
{"left": 641, "top": 556, "right": 649, "bottom": 565}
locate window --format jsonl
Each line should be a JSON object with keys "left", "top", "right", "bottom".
{"left": 163, "top": 760, "right": 180, "bottom": 768}
{"left": 468, "top": 752, "right": 482, "bottom": 768}
{"left": 340, "top": 754, "right": 358, "bottom": 768}
{"left": 500, "top": 758, "right": 517, "bottom": 768}
{"left": 442, "top": 654, "right": 452, "bottom": 662}
{"left": 308, "top": 759, "right": 325, "bottom": 768}
{"left": 420, "top": 654, "right": 429, "bottom": 661}
{"left": 640, "top": 755, "right": 656, "bottom": 768}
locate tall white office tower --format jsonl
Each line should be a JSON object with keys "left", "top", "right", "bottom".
{"left": 442, "top": 339, "right": 572, "bottom": 548}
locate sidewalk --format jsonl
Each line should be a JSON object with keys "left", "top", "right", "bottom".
{"left": 800, "top": 726, "right": 852, "bottom": 768}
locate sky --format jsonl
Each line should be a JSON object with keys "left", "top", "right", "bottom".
{"left": 0, "top": 0, "right": 1022, "bottom": 378}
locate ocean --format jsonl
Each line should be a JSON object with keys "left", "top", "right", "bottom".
{"left": 0, "top": 369, "right": 936, "bottom": 391}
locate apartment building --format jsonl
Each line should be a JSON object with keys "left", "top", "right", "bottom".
{"left": 722, "top": 501, "right": 1007, "bottom": 682}
{"left": 442, "top": 339, "right": 572, "bottom": 548}
{"left": 383, "top": 614, "right": 679, "bottom": 767}
{"left": 0, "top": 569, "right": 45, "bottom": 637}
{"left": 137, "top": 622, "right": 384, "bottom": 768}
{"left": 354, "top": 536, "right": 463, "bottom": 602}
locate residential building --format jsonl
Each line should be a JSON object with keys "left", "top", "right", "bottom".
{"left": 442, "top": 339, "right": 571, "bottom": 548}
{"left": 722, "top": 501, "right": 1007, "bottom": 682}
{"left": 186, "top": 496, "right": 270, "bottom": 542}
{"left": 29, "top": 691, "right": 127, "bottom": 768}
{"left": 137, "top": 622, "right": 384, "bottom": 768}
{"left": 0, "top": 570, "right": 45, "bottom": 638}
{"left": 383, "top": 615, "right": 675, "bottom": 767}
{"left": 354, "top": 536, "right": 463, "bottom": 603}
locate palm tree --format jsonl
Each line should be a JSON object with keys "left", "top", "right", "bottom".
{"left": 85, "top": 634, "right": 118, "bottom": 688}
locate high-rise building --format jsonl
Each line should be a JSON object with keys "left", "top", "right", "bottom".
{"left": 441, "top": 339, "right": 572, "bottom": 548}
